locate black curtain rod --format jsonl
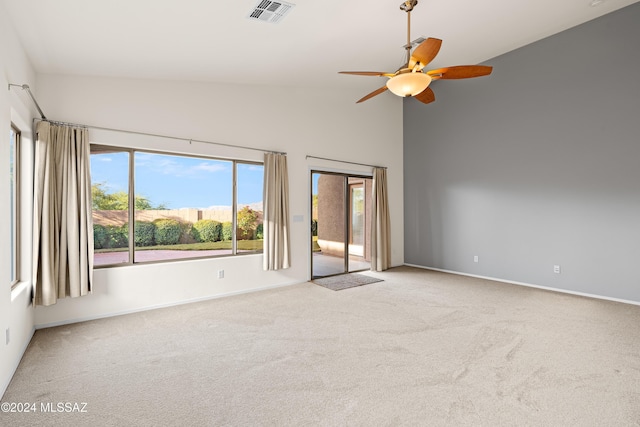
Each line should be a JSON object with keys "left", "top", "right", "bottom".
{"left": 305, "top": 155, "right": 386, "bottom": 170}
{"left": 32, "top": 118, "right": 286, "bottom": 155}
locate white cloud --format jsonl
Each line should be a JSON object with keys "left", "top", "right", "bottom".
{"left": 192, "top": 162, "right": 227, "bottom": 173}
{"left": 135, "top": 153, "right": 230, "bottom": 178}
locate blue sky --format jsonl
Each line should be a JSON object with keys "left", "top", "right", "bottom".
{"left": 312, "top": 172, "right": 319, "bottom": 195}
{"left": 91, "top": 151, "right": 263, "bottom": 209}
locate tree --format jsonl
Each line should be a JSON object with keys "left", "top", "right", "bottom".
{"left": 92, "top": 182, "right": 166, "bottom": 210}
{"left": 92, "top": 182, "right": 118, "bottom": 210}
{"left": 237, "top": 206, "right": 259, "bottom": 240}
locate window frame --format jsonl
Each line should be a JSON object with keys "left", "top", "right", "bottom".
{"left": 90, "top": 144, "right": 264, "bottom": 268}
{"left": 9, "top": 124, "right": 21, "bottom": 288}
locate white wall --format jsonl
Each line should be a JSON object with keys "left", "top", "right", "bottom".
{"left": 0, "top": 0, "right": 37, "bottom": 398}
{"left": 34, "top": 74, "right": 404, "bottom": 327}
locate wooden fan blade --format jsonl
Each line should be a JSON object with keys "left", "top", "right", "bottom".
{"left": 427, "top": 65, "right": 493, "bottom": 79}
{"left": 339, "top": 71, "right": 387, "bottom": 76}
{"left": 409, "top": 38, "right": 442, "bottom": 69}
{"left": 356, "top": 86, "right": 388, "bottom": 103}
{"left": 414, "top": 87, "right": 435, "bottom": 104}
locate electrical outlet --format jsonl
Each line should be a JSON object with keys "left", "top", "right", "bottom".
{"left": 218, "top": 270, "right": 224, "bottom": 279}
{"left": 5, "top": 328, "right": 9, "bottom": 345}
{"left": 473, "top": 255, "right": 479, "bottom": 263}
{"left": 553, "top": 265, "right": 561, "bottom": 274}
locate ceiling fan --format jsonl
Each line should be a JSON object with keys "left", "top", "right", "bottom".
{"left": 339, "top": 0, "right": 493, "bottom": 104}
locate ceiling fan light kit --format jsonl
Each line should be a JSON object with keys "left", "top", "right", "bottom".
{"left": 386, "top": 72, "right": 432, "bottom": 97}
{"left": 339, "top": 0, "right": 493, "bottom": 105}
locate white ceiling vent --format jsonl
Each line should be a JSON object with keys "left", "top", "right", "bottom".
{"left": 247, "top": 0, "right": 295, "bottom": 24}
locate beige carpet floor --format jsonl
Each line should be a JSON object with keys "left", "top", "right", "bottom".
{"left": 2, "top": 266, "right": 640, "bottom": 426}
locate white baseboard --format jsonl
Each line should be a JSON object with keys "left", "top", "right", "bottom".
{"left": 403, "top": 263, "right": 640, "bottom": 307}
{"left": 35, "top": 280, "right": 303, "bottom": 330}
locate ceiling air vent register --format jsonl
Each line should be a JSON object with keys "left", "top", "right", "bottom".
{"left": 247, "top": 0, "right": 295, "bottom": 24}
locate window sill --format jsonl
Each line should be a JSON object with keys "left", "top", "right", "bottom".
{"left": 11, "top": 280, "right": 32, "bottom": 304}
{"left": 94, "top": 251, "right": 264, "bottom": 269}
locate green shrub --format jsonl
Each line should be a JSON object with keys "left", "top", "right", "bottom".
{"left": 256, "top": 223, "right": 264, "bottom": 240}
{"left": 106, "top": 224, "right": 128, "bottom": 248}
{"left": 221, "top": 221, "right": 233, "bottom": 241}
{"left": 153, "top": 218, "right": 182, "bottom": 245}
{"left": 93, "top": 224, "right": 107, "bottom": 249}
{"left": 188, "top": 223, "right": 200, "bottom": 242}
{"left": 192, "top": 219, "right": 222, "bottom": 243}
{"left": 134, "top": 221, "right": 156, "bottom": 247}
{"left": 311, "top": 219, "right": 318, "bottom": 237}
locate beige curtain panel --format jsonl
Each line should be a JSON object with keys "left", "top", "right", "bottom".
{"left": 371, "top": 167, "right": 391, "bottom": 271}
{"left": 33, "top": 121, "right": 94, "bottom": 306}
{"left": 263, "top": 153, "right": 291, "bottom": 271}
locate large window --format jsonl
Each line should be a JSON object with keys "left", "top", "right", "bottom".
{"left": 9, "top": 125, "right": 20, "bottom": 286}
{"left": 90, "top": 146, "right": 264, "bottom": 267}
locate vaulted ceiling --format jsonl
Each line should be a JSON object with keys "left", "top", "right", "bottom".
{"left": 4, "top": 0, "right": 638, "bottom": 90}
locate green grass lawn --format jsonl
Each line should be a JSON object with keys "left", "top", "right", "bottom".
{"left": 96, "top": 240, "right": 263, "bottom": 253}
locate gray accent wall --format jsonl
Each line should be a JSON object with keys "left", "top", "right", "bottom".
{"left": 403, "top": 3, "right": 640, "bottom": 303}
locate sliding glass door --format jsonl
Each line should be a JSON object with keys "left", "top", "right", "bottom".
{"left": 311, "top": 171, "right": 372, "bottom": 279}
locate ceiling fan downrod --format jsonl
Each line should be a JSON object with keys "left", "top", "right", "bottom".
{"left": 400, "top": 0, "right": 419, "bottom": 67}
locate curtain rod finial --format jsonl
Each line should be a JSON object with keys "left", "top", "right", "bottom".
{"left": 8, "top": 83, "right": 31, "bottom": 90}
